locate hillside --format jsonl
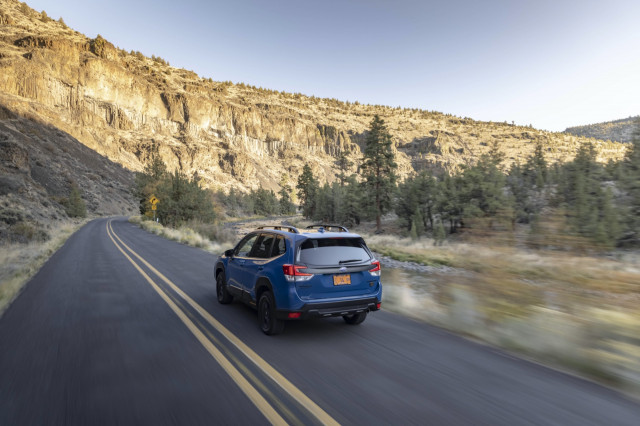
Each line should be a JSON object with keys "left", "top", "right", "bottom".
{"left": 0, "top": 104, "right": 136, "bottom": 241}
{"left": 0, "top": 0, "right": 630, "bottom": 240}
{"left": 565, "top": 116, "right": 639, "bottom": 144}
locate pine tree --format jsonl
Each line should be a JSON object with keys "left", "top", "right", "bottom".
{"left": 395, "top": 176, "right": 420, "bottom": 231}
{"left": 278, "top": 175, "right": 295, "bottom": 215}
{"left": 134, "top": 144, "right": 167, "bottom": 216}
{"left": 433, "top": 218, "right": 446, "bottom": 246}
{"left": 409, "top": 219, "right": 418, "bottom": 240}
{"left": 411, "top": 206, "right": 425, "bottom": 237}
{"left": 458, "top": 147, "right": 508, "bottom": 221}
{"left": 335, "top": 149, "right": 353, "bottom": 186}
{"left": 597, "top": 187, "right": 619, "bottom": 248}
{"left": 296, "top": 164, "right": 318, "bottom": 219}
{"left": 342, "top": 175, "right": 363, "bottom": 226}
{"left": 360, "top": 115, "right": 397, "bottom": 232}
{"left": 66, "top": 184, "right": 87, "bottom": 218}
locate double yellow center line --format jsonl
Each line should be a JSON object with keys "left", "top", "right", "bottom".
{"left": 106, "top": 220, "right": 339, "bottom": 426}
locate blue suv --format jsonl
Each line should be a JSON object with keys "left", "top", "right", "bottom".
{"left": 214, "top": 225, "right": 382, "bottom": 335}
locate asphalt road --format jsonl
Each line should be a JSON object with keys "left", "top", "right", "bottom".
{"left": 1, "top": 217, "right": 639, "bottom": 425}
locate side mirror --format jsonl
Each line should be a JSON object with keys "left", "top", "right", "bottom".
{"left": 224, "top": 249, "right": 234, "bottom": 258}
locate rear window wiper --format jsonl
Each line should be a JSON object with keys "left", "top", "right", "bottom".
{"left": 339, "top": 259, "right": 363, "bottom": 264}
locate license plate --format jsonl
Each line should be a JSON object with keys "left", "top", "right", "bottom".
{"left": 333, "top": 274, "right": 351, "bottom": 285}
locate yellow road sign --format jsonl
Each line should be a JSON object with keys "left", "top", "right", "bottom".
{"left": 150, "top": 195, "right": 159, "bottom": 205}
{"left": 152, "top": 204, "right": 157, "bottom": 211}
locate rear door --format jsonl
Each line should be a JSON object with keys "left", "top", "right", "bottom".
{"left": 226, "top": 233, "right": 259, "bottom": 293}
{"left": 240, "top": 233, "right": 276, "bottom": 296}
{"left": 295, "top": 237, "right": 378, "bottom": 300}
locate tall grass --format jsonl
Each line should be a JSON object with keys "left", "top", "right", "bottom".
{"left": 129, "top": 216, "right": 233, "bottom": 254}
{"left": 365, "top": 232, "right": 640, "bottom": 395}
{"left": 0, "top": 220, "right": 87, "bottom": 316}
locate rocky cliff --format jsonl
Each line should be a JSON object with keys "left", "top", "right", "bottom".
{"left": 0, "top": 0, "right": 630, "bottom": 207}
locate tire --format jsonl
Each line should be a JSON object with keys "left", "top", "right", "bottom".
{"left": 343, "top": 311, "right": 367, "bottom": 325}
{"left": 258, "top": 291, "right": 284, "bottom": 335}
{"left": 216, "top": 272, "right": 233, "bottom": 304}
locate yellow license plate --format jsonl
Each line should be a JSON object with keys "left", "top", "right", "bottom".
{"left": 333, "top": 274, "right": 351, "bottom": 285}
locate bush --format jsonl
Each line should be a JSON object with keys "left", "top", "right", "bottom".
{"left": 9, "top": 221, "right": 49, "bottom": 243}
{"left": 90, "top": 35, "right": 107, "bottom": 58}
{"left": 40, "top": 10, "right": 52, "bottom": 23}
{"left": 65, "top": 184, "right": 87, "bottom": 218}
{"left": 20, "top": 3, "right": 30, "bottom": 16}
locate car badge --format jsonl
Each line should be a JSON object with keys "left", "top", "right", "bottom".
{"left": 339, "top": 267, "right": 347, "bottom": 272}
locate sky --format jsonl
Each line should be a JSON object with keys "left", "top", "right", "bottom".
{"left": 24, "top": 0, "right": 640, "bottom": 131}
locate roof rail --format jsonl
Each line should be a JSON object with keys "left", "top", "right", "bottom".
{"left": 256, "top": 225, "right": 299, "bottom": 234}
{"left": 305, "top": 224, "right": 349, "bottom": 233}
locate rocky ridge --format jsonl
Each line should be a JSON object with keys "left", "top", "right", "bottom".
{"left": 565, "top": 116, "right": 639, "bottom": 144}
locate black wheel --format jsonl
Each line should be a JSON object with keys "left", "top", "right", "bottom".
{"left": 258, "top": 291, "right": 284, "bottom": 335}
{"left": 216, "top": 272, "right": 233, "bottom": 304}
{"left": 343, "top": 311, "right": 367, "bottom": 325}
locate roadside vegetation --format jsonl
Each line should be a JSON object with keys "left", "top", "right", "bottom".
{"left": 0, "top": 219, "right": 87, "bottom": 316}
{"left": 128, "top": 216, "right": 232, "bottom": 254}
{"left": 367, "top": 232, "right": 640, "bottom": 394}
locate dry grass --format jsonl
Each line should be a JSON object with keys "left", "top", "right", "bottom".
{"left": 0, "top": 219, "right": 88, "bottom": 316}
{"left": 365, "top": 233, "right": 640, "bottom": 394}
{"left": 129, "top": 216, "right": 233, "bottom": 254}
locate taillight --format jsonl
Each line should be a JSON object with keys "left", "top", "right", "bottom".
{"left": 370, "top": 260, "right": 381, "bottom": 277}
{"left": 283, "top": 264, "right": 313, "bottom": 282}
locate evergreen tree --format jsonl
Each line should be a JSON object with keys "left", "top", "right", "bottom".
{"left": 409, "top": 219, "right": 418, "bottom": 240}
{"left": 296, "top": 164, "right": 318, "bottom": 219}
{"left": 335, "top": 149, "right": 354, "bottom": 186}
{"left": 414, "top": 171, "right": 438, "bottom": 231}
{"left": 558, "top": 142, "right": 622, "bottom": 248}
{"left": 313, "top": 183, "right": 335, "bottom": 222}
{"left": 597, "top": 187, "right": 619, "bottom": 248}
{"left": 66, "top": 184, "right": 87, "bottom": 218}
{"left": 156, "top": 170, "right": 215, "bottom": 227}
{"left": 436, "top": 174, "right": 463, "bottom": 233}
{"left": 410, "top": 206, "right": 425, "bottom": 237}
{"left": 360, "top": 115, "right": 397, "bottom": 232}
{"left": 252, "top": 187, "right": 279, "bottom": 216}
{"left": 458, "top": 146, "right": 508, "bottom": 221}
{"left": 526, "top": 140, "right": 548, "bottom": 188}
{"left": 133, "top": 144, "right": 167, "bottom": 215}
{"left": 341, "top": 175, "right": 363, "bottom": 226}
{"left": 433, "top": 218, "right": 446, "bottom": 245}
{"left": 395, "top": 177, "right": 420, "bottom": 231}
{"left": 278, "top": 174, "right": 296, "bottom": 215}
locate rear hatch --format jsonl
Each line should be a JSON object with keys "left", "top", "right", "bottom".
{"left": 293, "top": 236, "right": 379, "bottom": 300}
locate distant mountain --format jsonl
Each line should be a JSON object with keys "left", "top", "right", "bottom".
{"left": 565, "top": 116, "right": 639, "bottom": 143}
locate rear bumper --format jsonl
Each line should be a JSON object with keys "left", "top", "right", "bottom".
{"left": 276, "top": 297, "right": 380, "bottom": 320}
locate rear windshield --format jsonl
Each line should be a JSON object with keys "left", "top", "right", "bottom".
{"left": 297, "top": 237, "right": 371, "bottom": 266}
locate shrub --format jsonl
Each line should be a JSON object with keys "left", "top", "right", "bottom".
{"left": 65, "top": 184, "right": 87, "bottom": 218}
{"left": 10, "top": 221, "right": 49, "bottom": 243}
{"left": 40, "top": 10, "right": 52, "bottom": 23}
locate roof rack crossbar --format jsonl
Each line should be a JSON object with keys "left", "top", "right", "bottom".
{"left": 257, "top": 225, "right": 299, "bottom": 234}
{"left": 305, "top": 224, "right": 349, "bottom": 233}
